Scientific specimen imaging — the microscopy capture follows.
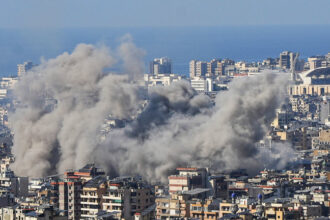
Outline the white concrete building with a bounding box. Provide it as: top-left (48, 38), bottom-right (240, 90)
top-left (190, 77), bottom-right (213, 93)
top-left (0, 77), bottom-right (17, 89)
top-left (144, 73), bottom-right (184, 88)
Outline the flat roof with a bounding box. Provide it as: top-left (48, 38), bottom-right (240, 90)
top-left (183, 188), bottom-right (210, 195)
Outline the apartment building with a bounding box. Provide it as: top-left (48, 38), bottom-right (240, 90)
top-left (0, 171), bottom-right (28, 197)
top-left (219, 200), bottom-right (253, 218)
top-left (156, 193), bottom-right (190, 219)
top-left (279, 51), bottom-right (298, 70)
top-left (190, 199), bottom-right (220, 219)
top-left (64, 163), bottom-right (105, 183)
top-left (102, 177), bottom-right (154, 220)
top-left (144, 73), bottom-right (184, 88)
top-left (190, 59), bottom-right (224, 78)
top-left (190, 60), bottom-right (207, 78)
top-left (149, 57), bottom-right (172, 75)
top-left (58, 181), bottom-right (82, 220)
top-left (80, 176), bottom-right (107, 218)
top-left (168, 167), bottom-right (208, 195)
top-left (57, 164), bottom-right (106, 219)
top-left (190, 77), bottom-right (213, 93)
top-left (207, 59), bottom-right (223, 77)
top-left (264, 202), bottom-right (300, 220)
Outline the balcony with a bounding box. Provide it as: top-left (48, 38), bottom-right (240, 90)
top-left (158, 209), bottom-right (170, 215)
top-left (81, 194), bottom-right (97, 199)
top-left (81, 207), bottom-right (99, 212)
top-left (157, 203), bottom-right (170, 208)
top-left (103, 195), bottom-right (122, 200)
top-left (81, 214), bottom-right (97, 218)
top-left (103, 205), bottom-right (123, 212)
top-left (81, 201), bottom-right (98, 205)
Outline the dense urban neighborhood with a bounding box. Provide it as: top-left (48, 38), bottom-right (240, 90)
top-left (0, 51), bottom-right (330, 220)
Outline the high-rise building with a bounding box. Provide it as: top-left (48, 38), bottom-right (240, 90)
top-left (80, 176), bottom-right (107, 218)
top-left (190, 60), bottom-right (208, 78)
top-left (57, 164), bottom-right (105, 220)
top-left (149, 57), bottom-right (172, 75)
top-left (190, 60), bottom-right (197, 78)
top-left (196, 61), bottom-right (207, 77)
top-left (58, 181), bottom-right (82, 220)
top-left (279, 51), bottom-right (298, 70)
top-left (17, 61), bottom-right (34, 77)
top-left (279, 51), bottom-right (291, 69)
top-left (207, 59), bottom-right (222, 76)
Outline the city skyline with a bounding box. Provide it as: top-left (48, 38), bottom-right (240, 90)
top-left (0, 1), bottom-right (330, 219)
top-left (1, 25), bottom-right (330, 76)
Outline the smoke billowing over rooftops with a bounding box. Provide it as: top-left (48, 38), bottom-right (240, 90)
top-left (9, 37), bottom-right (293, 182)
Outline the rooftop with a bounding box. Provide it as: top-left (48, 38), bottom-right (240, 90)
top-left (182, 188), bottom-right (210, 195)
top-left (84, 176), bottom-right (107, 188)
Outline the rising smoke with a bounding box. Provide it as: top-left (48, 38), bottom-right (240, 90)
top-left (10, 38), bottom-right (293, 181)
top-left (95, 72), bottom-right (293, 181)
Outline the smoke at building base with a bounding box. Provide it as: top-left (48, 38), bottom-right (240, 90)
top-left (9, 39), bottom-right (294, 182)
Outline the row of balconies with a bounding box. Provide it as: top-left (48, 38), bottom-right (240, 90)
top-left (103, 204), bottom-right (124, 211)
top-left (81, 214), bottom-right (97, 218)
top-left (81, 207), bottom-right (100, 211)
top-left (103, 195), bottom-right (122, 200)
top-left (81, 201), bottom-right (98, 205)
top-left (103, 199), bottom-right (123, 204)
top-left (81, 194), bottom-right (97, 198)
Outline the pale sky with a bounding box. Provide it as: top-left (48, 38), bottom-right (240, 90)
top-left (0, 0), bottom-right (330, 28)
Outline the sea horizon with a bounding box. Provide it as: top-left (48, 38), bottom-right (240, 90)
top-left (1, 24), bottom-right (330, 77)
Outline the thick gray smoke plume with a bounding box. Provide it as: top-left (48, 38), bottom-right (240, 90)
top-left (95, 73), bottom-right (292, 181)
top-left (126, 81), bottom-right (212, 139)
top-left (10, 39), bottom-right (292, 181)
top-left (10, 38), bottom-right (144, 177)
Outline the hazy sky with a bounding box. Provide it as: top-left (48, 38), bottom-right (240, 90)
top-left (1, 0), bottom-right (330, 28)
